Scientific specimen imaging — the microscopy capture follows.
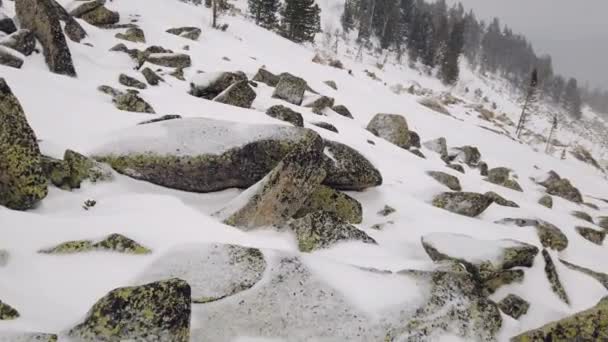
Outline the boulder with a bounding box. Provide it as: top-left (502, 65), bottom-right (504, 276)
top-left (0, 300), bottom-right (19, 320)
top-left (147, 53), bottom-right (191, 68)
top-left (15, 0), bottom-right (76, 76)
top-left (119, 73), bottom-right (147, 89)
top-left (432, 192), bottom-right (493, 217)
top-left (115, 27), bottom-right (146, 43)
top-left (449, 145), bottom-right (481, 167)
top-left (288, 211), bottom-right (376, 252)
top-left (0, 332), bottom-right (58, 341)
top-left (294, 185), bottom-right (362, 224)
top-left (311, 121), bottom-right (338, 133)
top-left (409, 131), bottom-right (421, 148)
top-left (213, 80), bottom-right (256, 108)
top-left (304, 95), bottom-right (334, 115)
top-left (331, 104), bottom-right (353, 118)
top-left (538, 195), bottom-right (553, 208)
top-left (0, 47), bottom-right (23, 68)
top-left (189, 71), bottom-right (247, 99)
top-left (366, 113), bottom-right (410, 149)
top-left (478, 161), bottom-right (489, 176)
top-left (220, 130), bottom-right (326, 229)
top-left (496, 218), bottom-right (568, 251)
top-left (538, 171), bottom-right (583, 203)
top-left (423, 137), bottom-right (448, 161)
top-left (272, 72), bottom-right (307, 105)
top-left (427, 171), bottom-right (461, 191)
top-left (497, 294), bottom-right (529, 319)
top-left (265, 105), bottom-right (303, 127)
top-left (575, 226), bottom-right (605, 245)
top-left (41, 149), bottom-right (112, 189)
top-left (0, 79), bottom-right (48, 210)
top-left (39, 233), bottom-right (151, 254)
top-left (166, 26), bottom-right (201, 40)
top-left (252, 68), bottom-right (279, 87)
top-left (69, 279), bottom-right (191, 342)
top-left (64, 16), bottom-right (87, 42)
top-left (512, 296), bottom-right (608, 341)
top-left (142, 67), bottom-right (164, 85)
top-left (321, 140), bottom-right (383, 191)
top-left (136, 243), bottom-right (266, 303)
top-left (71, 0), bottom-right (119, 26)
top-left (572, 210), bottom-right (594, 223)
top-left (485, 191), bottom-right (519, 208)
top-left (560, 259), bottom-right (608, 290)
top-left (542, 249), bottom-right (569, 305)
top-left (0, 14), bottom-right (16, 34)
top-left (0, 29), bottom-right (36, 56)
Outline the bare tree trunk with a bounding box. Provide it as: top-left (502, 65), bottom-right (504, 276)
top-left (212, 0), bottom-right (218, 28)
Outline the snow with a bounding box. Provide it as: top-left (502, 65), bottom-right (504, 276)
top-left (422, 233), bottom-right (526, 265)
top-left (0, 0), bottom-right (608, 340)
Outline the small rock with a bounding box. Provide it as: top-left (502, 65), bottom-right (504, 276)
top-left (72, 1), bottom-right (119, 26)
top-left (41, 149), bottom-right (112, 190)
top-left (497, 294), bottom-right (530, 319)
top-left (572, 210), bottom-right (594, 223)
top-left (538, 195), bottom-right (553, 208)
top-left (113, 92), bottom-right (155, 113)
top-left (304, 95), bottom-right (334, 115)
top-left (115, 27), bottom-right (145, 43)
top-left (189, 71), bottom-right (247, 99)
top-left (538, 171), bottom-right (583, 203)
top-left (39, 233), bottom-right (151, 254)
top-left (0, 15), bottom-right (17, 34)
top-left (119, 73), bottom-right (147, 89)
top-left (166, 26), bottom-right (201, 40)
top-left (377, 205), bottom-right (396, 217)
top-left (418, 97), bottom-right (450, 115)
top-left (496, 218), bottom-right (568, 251)
top-left (598, 216), bottom-right (608, 230)
top-left (542, 249), bottom-right (569, 304)
top-left (576, 226), bottom-right (605, 245)
top-left (142, 67), bottom-right (164, 85)
top-left (213, 80), bottom-right (256, 108)
top-left (0, 300), bottom-right (19, 320)
top-left (252, 68), bottom-right (279, 87)
top-left (423, 137), bottom-right (448, 161)
top-left (409, 131), bottom-right (421, 148)
top-left (265, 105), bottom-right (303, 127)
top-left (427, 171), bottom-right (461, 191)
top-left (449, 145), bottom-right (481, 167)
top-left (366, 113), bottom-right (410, 149)
top-left (170, 67), bottom-right (185, 81)
top-left (138, 114), bottom-right (182, 125)
top-left (331, 104), bottom-right (353, 118)
top-left (484, 191), bottom-right (519, 208)
top-left (447, 164), bottom-right (465, 173)
top-left (478, 161), bottom-right (489, 176)
top-left (324, 80), bottom-right (337, 90)
top-left (147, 53), bottom-right (191, 68)
top-left (409, 149), bottom-right (426, 159)
top-left (311, 121), bottom-right (338, 133)
top-left (432, 192), bottom-right (493, 217)
top-left (272, 72), bottom-right (307, 105)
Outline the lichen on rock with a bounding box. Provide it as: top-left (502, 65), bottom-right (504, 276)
top-left (39, 233), bottom-right (151, 254)
top-left (427, 171), bottom-right (462, 191)
top-left (294, 185), bottom-right (362, 224)
top-left (366, 113), bottom-right (410, 149)
top-left (432, 192), bottom-right (493, 217)
top-left (322, 140), bottom-right (383, 191)
top-left (272, 72), bottom-right (307, 105)
top-left (0, 300), bottom-right (19, 320)
top-left (265, 105), bottom-right (304, 127)
top-left (498, 294), bottom-right (529, 319)
top-left (542, 249), bottom-right (569, 305)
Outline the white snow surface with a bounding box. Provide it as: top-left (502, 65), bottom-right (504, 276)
top-left (422, 232), bottom-right (525, 265)
top-left (0, 0), bottom-right (608, 340)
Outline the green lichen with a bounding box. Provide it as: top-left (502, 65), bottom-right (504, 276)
top-left (0, 300), bottom-right (19, 320)
top-left (39, 234), bottom-right (151, 255)
top-left (294, 185), bottom-right (362, 224)
top-left (538, 195), bottom-right (553, 208)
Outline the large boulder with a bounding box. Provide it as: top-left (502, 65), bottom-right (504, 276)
top-left (496, 218), bottom-right (568, 251)
top-left (265, 105), bottom-right (304, 127)
top-left (70, 0), bottom-right (119, 26)
top-left (512, 296), bottom-right (608, 341)
top-left (93, 118), bottom-right (328, 193)
top-left (0, 79), bottom-right (48, 210)
top-left (294, 185), bottom-right (362, 224)
top-left (137, 243), bottom-right (266, 303)
top-left (432, 192), bottom-right (493, 217)
top-left (69, 278), bottom-right (191, 342)
top-left (537, 171), bottom-right (583, 203)
top-left (0, 30), bottom-right (36, 56)
top-left (213, 80), bottom-right (256, 108)
top-left (288, 211), bottom-right (375, 252)
top-left (220, 130), bottom-right (326, 229)
top-left (0, 47), bottom-right (23, 68)
top-left (366, 113), bottom-right (410, 149)
top-left (16, 0), bottom-right (76, 76)
top-left (272, 72), bottom-right (307, 105)
top-left (321, 140), bottom-right (383, 191)
top-left (189, 71), bottom-right (247, 100)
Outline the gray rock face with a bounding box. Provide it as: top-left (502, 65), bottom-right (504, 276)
top-left (213, 80), bottom-right (256, 108)
top-left (294, 185), bottom-right (362, 224)
top-left (288, 211), bottom-right (375, 252)
top-left (0, 47), bottom-right (23, 68)
top-left (252, 68), bottom-right (279, 87)
top-left (147, 53), bottom-right (191, 68)
top-left (137, 243), bottom-right (266, 303)
top-left (265, 105), bottom-right (304, 127)
top-left (366, 113), bottom-right (410, 149)
top-left (166, 26), bottom-right (201, 40)
top-left (486, 167), bottom-right (523, 192)
top-left (497, 294), bottom-right (529, 319)
top-left (0, 30), bottom-right (36, 56)
top-left (542, 249), bottom-right (570, 305)
top-left (272, 72), bottom-right (307, 105)
top-left (119, 73), bottom-right (147, 89)
top-left (16, 0), bottom-right (76, 76)
top-left (0, 78), bottom-right (48, 210)
top-left (69, 278), bottom-right (191, 342)
top-left (222, 130), bottom-right (326, 229)
top-left (71, 0), bottom-right (119, 26)
top-left (189, 71), bottom-right (247, 99)
top-left (432, 192), bottom-right (493, 217)
top-left (322, 140), bottom-right (383, 191)
top-left (331, 104), bottom-right (353, 118)
top-left (427, 171), bottom-right (461, 191)
top-left (496, 218), bottom-right (568, 252)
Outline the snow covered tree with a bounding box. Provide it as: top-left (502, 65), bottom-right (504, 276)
top-left (440, 19), bottom-right (464, 85)
top-left (515, 68), bottom-right (539, 138)
top-left (248, 0), bottom-right (280, 29)
top-left (341, 0), bottom-right (356, 32)
top-left (279, 0), bottom-right (321, 43)
top-left (563, 78), bottom-right (583, 119)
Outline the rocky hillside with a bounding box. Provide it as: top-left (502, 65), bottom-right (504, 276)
top-left (1, 0), bottom-right (608, 341)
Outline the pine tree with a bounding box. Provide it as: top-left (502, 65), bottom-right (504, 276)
top-left (280, 0), bottom-right (321, 43)
top-left (440, 19), bottom-right (464, 85)
top-left (341, 0), bottom-right (356, 32)
top-left (515, 68), bottom-right (539, 138)
top-left (563, 78), bottom-right (582, 119)
top-left (249, 0), bottom-right (280, 29)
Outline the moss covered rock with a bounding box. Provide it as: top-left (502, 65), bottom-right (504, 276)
top-left (0, 79), bottom-right (48, 210)
top-left (538, 195), bottom-right (553, 208)
top-left (512, 297), bottom-right (608, 341)
top-left (542, 249), bottom-right (569, 305)
top-left (147, 53), bottom-right (191, 68)
top-left (166, 26), bottom-right (201, 40)
top-left (213, 80), bottom-right (256, 108)
top-left (189, 71), bottom-right (247, 99)
top-left (265, 105), bottom-right (304, 127)
top-left (321, 140), bottom-right (383, 191)
top-left (73, 1), bottom-right (119, 26)
top-left (427, 171), bottom-right (462, 191)
top-left (69, 278), bottom-right (191, 342)
top-left (0, 331), bottom-right (58, 341)
top-left (16, 0), bottom-right (76, 76)
top-left (119, 73), bottom-right (147, 89)
top-left (366, 113), bottom-right (410, 149)
top-left (575, 226), bottom-right (605, 245)
top-left (288, 211), bottom-right (376, 252)
top-left (498, 294), bottom-right (529, 319)
top-left (39, 233), bottom-right (151, 254)
top-left (294, 185), bottom-right (362, 224)
top-left (221, 131), bottom-right (326, 229)
top-left (0, 300), bottom-right (19, 320)
top-left (42, 149), bottom-right (112, 190)
top-left (432, 192), bottom-right (493, 217)
top-left (141, 67), bottom-right (164, 86)
top-left (485, 191), bottom-right (519, 208)
top-left (272, 72), bottom-right (307, 105)
top-left (115, 27), bottom-right (145, 43)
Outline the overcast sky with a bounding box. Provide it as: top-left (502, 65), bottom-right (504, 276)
top-left (445, 0), bottom-right (608, 90)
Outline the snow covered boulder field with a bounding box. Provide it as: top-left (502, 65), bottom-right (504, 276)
top-left (2, 0), bottom-right (608, 341)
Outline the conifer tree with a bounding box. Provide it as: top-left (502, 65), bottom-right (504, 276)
top-left (341, 0), bottom-right (356, 32)
top-left (249, 0), bottom-right (280, 29)
top-left (563, 78), bottom-right (583, 119)
top-left (515, 68), bottom-right (539, 138)
top-left (280, 0), bottom-right (321, 43)
top-left (440, 19), bottom-right (464, 85)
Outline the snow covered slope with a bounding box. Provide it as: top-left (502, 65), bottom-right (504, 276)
top-left (2, 0), bottom-right (608, 341)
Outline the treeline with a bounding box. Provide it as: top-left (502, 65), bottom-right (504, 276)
top-left (247, 0), bottom-right (321, 43)
top-left (340, 0), bottom-right (585, 118)
top-left (582, 87), bottom-right (608, 116)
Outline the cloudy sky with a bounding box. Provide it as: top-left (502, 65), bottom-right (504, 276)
top-left (446, 0), bottom-right (608, 90)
